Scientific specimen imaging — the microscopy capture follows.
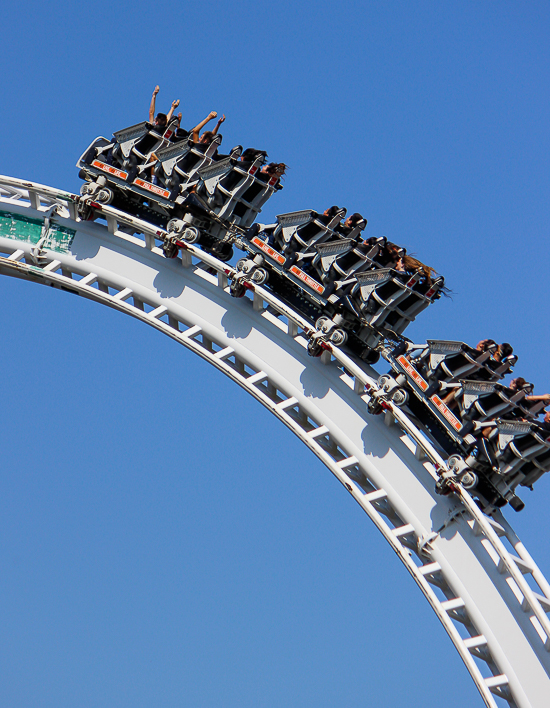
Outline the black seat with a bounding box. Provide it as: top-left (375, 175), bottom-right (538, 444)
top-left (269, 209), bottom-right (346, 257)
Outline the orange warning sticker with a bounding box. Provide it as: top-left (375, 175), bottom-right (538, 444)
top-left (289, 266), bottom-right (324, 295)
top-left (251, 237), bottom-right (286, 265)
top-left (134, 179), bottom-right (170, 199)
top-left (397, 355), bottom-right (428, 391)
top-left (91, 160), bottom-right (128, 180)
top-left (431, 395), bottom-right (462, 431)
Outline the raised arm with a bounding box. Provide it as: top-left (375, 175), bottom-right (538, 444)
top-left (526, 394), bottom-right (550, 405)
top-left (191, 111), bottom-right (218, 142)
top-left (212, 114), bottom-right (226, 136)
top-left (149, 85), bottom-right (160, 123)
top-left (166, 98), bottom-right (180, 124)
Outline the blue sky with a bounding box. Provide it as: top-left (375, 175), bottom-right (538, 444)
top-left (1, 1), bottom-right (549, 706)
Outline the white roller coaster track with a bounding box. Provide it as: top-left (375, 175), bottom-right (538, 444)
top-left (1, 175), bottom-right (550, 708)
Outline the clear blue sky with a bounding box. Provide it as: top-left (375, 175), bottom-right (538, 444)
top-left (1, 2), bottom-right (549, 706)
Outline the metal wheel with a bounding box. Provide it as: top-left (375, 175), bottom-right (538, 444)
top-left (447, 455), bottom-right (463, 473)
top-left (391, 388), bottom-right (409, 406)
top-left (251, 268), bottom-right (268, 285)
top-left (96, 188), bottom-right (114, 204)
top-left (315, 316), bottom-right (330, 331)
top-left (182, 226), bottom-right (200, 244)
top-left (167, 218), bottom-right (184, 234)
top-left (461, 471), bottom-right (478, 490)
top-left (330, 328), bottom-right (347, 346)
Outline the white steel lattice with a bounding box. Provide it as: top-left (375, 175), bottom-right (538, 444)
top-left (1, 175), bottom-right (550, 708)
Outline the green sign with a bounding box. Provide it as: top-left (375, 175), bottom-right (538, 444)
top-left (0, 209), bottom-right (76, 254)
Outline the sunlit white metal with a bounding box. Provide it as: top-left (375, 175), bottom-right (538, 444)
top-left (2, 175), bottom-right (550, 708)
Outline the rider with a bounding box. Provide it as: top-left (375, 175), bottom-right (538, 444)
top-left (190, 111), bottom-right (226, 146)
top-left (149, 85), bottom-right (180, 134)
top-left (336, 212), bottom-right (367, 238)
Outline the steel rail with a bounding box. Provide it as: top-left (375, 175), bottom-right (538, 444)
top-left (1, 175), bottom-right (550, 707)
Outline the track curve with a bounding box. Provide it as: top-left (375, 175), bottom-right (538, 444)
top-left (1, 175), bottom-right (550, 708)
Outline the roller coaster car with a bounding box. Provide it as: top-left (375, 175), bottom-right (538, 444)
top-left (78, 126), bottom-right (220, 218)
top-left (382, 345), bottom-right (549, 510)
top-left (384, 343), bottom-right (520, 440)
top-left (77, 126), bottom-right (282, 249)
top-left (240, 226), bottom-right (444, 360)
